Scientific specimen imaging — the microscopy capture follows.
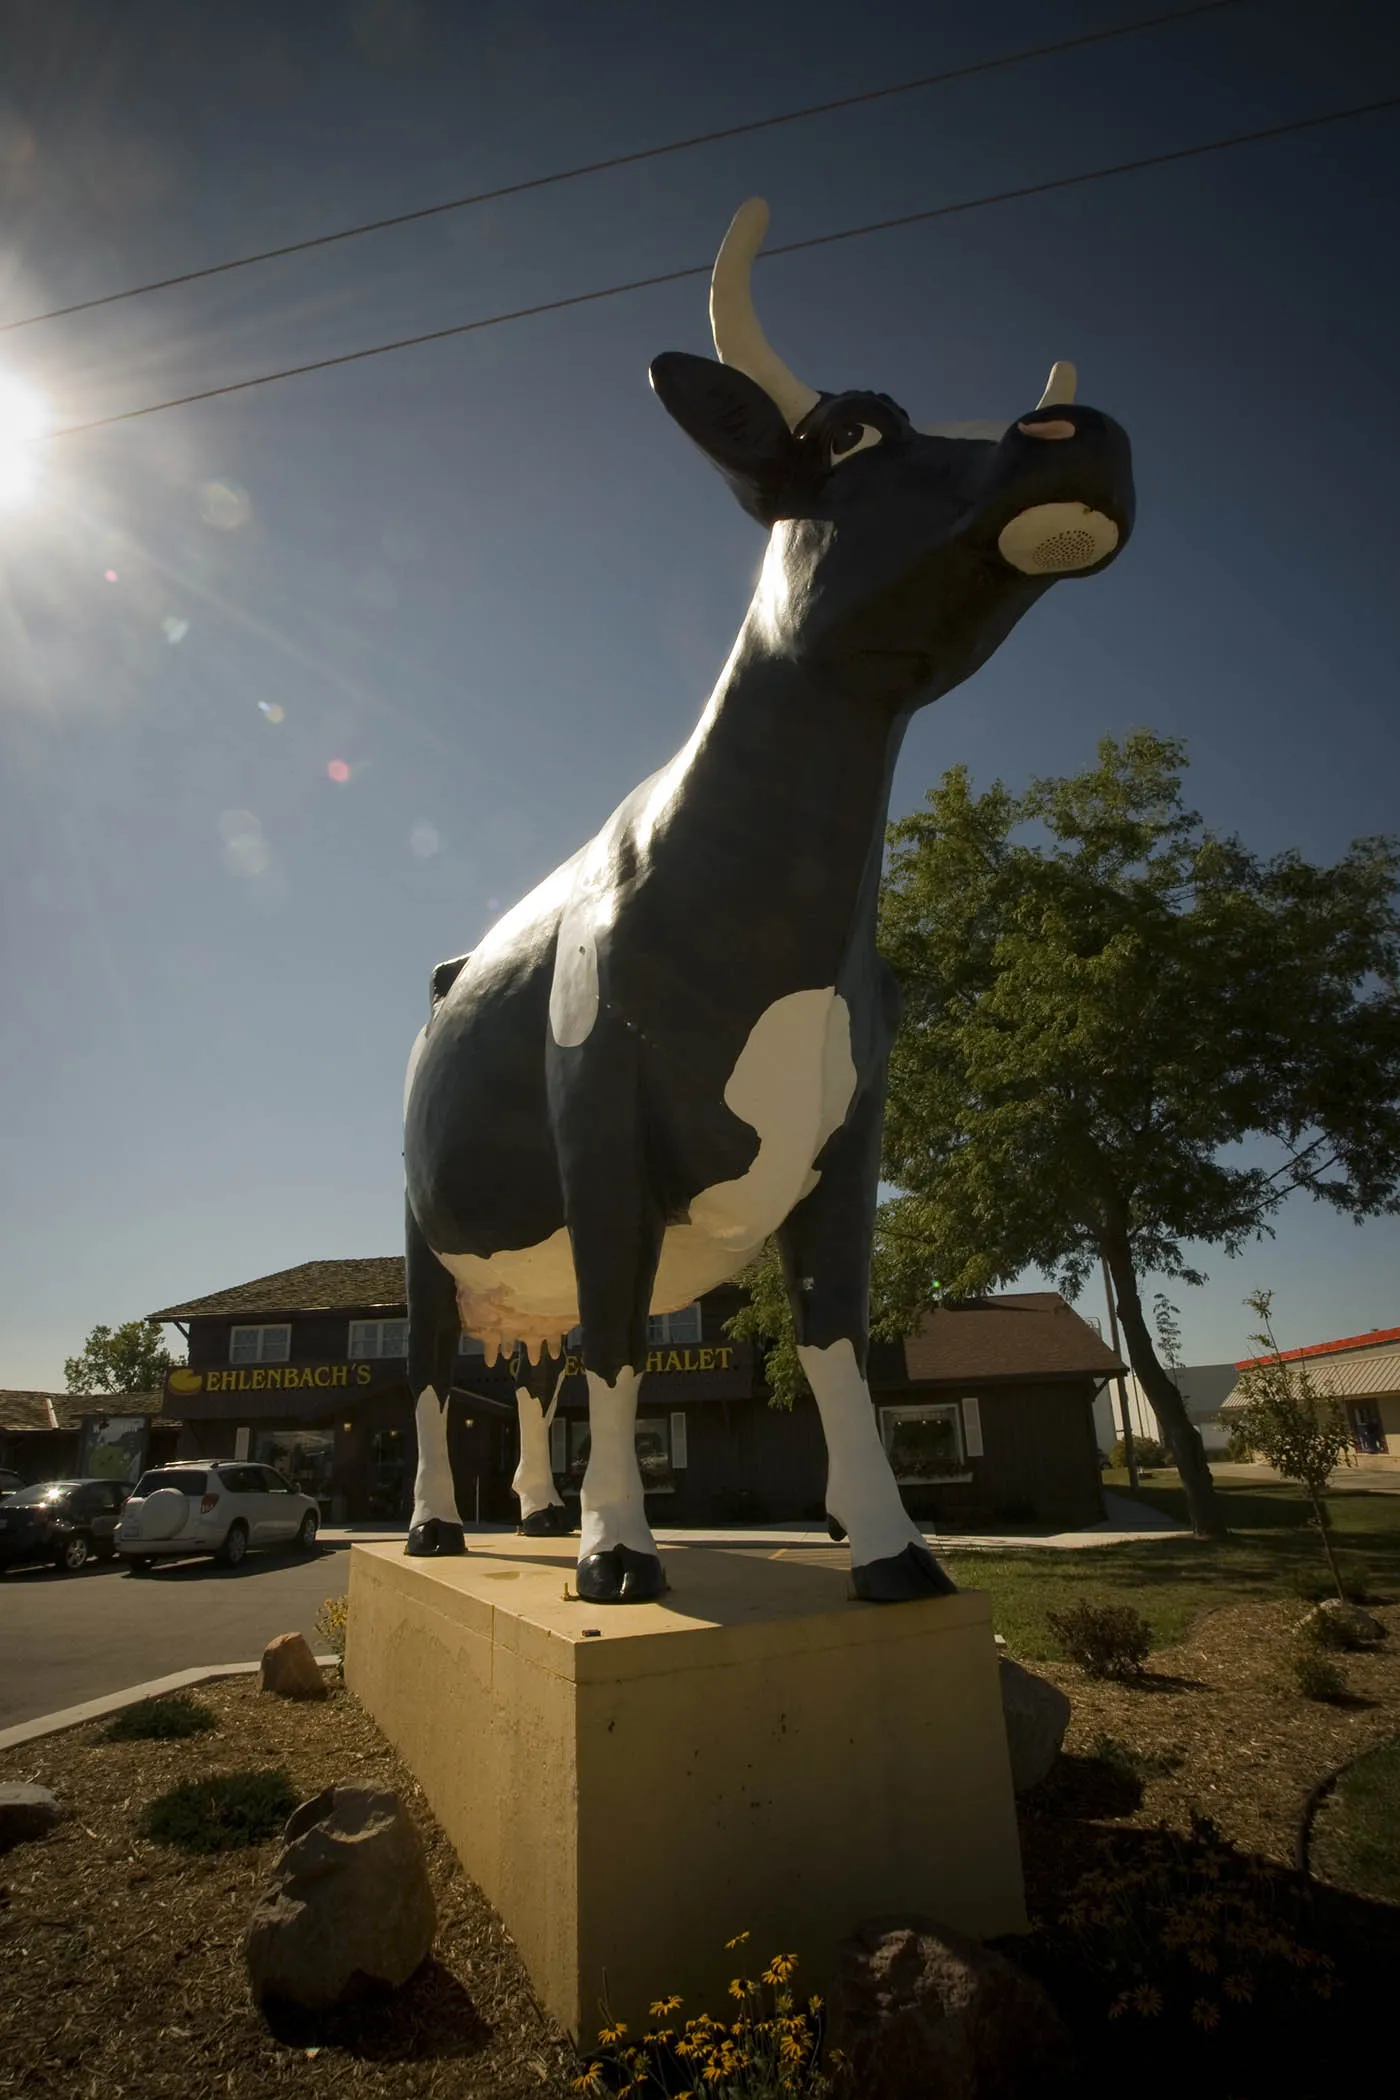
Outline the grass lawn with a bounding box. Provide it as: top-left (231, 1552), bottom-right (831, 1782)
top-left (943, 1476), bottom-right (1400, 1660)
top-left (1309, 1734), bottom-right (1400, 1903)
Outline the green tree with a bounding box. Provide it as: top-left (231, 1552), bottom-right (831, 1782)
top-left (64, 1320), bottom-right (182, 1396)
top-left (876, 731), bottom-right (1400, 1540)
top-left (1227, 1290), bottom-right (1353, 1597)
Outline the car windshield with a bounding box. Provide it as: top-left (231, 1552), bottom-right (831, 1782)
top-left (131, 1469), bottom-right (207, 1497)
top-left (6, 1484), bottom-right (74, 1506)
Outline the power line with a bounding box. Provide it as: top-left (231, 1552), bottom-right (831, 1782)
top-left (48, 91), bottom-right (1399, 443)
top-left (5, 1), bottom-right (1241, 334)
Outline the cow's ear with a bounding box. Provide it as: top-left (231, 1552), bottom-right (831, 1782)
top-left (649, 352), bottom-right (811, 525)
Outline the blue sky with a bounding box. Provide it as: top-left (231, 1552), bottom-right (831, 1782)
top-left (1, 0), bottom-right (1397, 1387)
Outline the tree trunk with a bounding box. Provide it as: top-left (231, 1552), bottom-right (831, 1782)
top-left (1100, 1230), bottom-right (1228, 1540)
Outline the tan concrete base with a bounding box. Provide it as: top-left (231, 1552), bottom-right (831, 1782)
top-left (346, 1537), bottom-right (1026, 2043)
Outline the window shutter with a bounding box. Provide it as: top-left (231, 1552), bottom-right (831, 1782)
top-left (549, 1417), bottom-right (567, 1474)
top-left (234, 1426), bottom-right (251, 1461)
top-left (670, 1412), bottom-right (688, 1469)
top-left (961, 1397), bottom-right (984, 1458)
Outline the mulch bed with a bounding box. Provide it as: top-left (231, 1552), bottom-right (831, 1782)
top-left (2, 1601), bottom-right (1398, 2099)
top-left (0, 1670), bottom-right (580, 2100)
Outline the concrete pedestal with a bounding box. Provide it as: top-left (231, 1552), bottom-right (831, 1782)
top-left (346, 1538), bottom-right (1025, 2043)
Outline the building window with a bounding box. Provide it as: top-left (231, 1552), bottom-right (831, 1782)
top-left (556, 1416), bottom-right (679, 1494)
top-left (647, 1303), bottom-right (702, 1346)
top-left (251, 1428), bottom-right (333, 1504)
top-left (349, 1319), bottom-right (408, 1359)
top-left (457, 1333), bottom-right (486, 1357)
top-left (879, 1403), bottom-right (967, 1483)
top-left (1348, 1402), bottom-right (1387, 1456)
top-left (229, 1324), bottom-right (291, 1365)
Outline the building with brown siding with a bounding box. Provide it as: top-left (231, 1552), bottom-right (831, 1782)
top-left (147, 1264), bottom-right (1119, 1530)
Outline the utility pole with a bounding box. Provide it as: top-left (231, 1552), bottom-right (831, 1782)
top-left (1100, 1252), bottom-right (1139, 1492)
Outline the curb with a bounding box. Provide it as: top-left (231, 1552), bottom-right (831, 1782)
top-left (0, 1656), bottom-right (340, 1753)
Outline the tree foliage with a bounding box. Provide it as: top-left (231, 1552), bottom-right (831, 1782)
top-left (875, 731), bottom-right (1400, 1539)
top-left (64, 1320), bottom-right (182, 1396)
top-left (1227, 1290), bottom-right (1353, 1598)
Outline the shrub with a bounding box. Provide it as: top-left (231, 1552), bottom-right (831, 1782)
top-left (1291, 1558), bottom-right (1372, 1605)
top-left (315, 1593), bottom-right (348, 1662)
top-left (578, 1934), bottom-right (832, 2100)
top-left (1110, 1436), bottom-right (1169, 1470)
top-left (1025, 1815), bottom-right (1339, 2074)
top-left (1047, 1603), bottom-right (1152, 1680)
top-left (104, 1693), bottom-right (217, 1742)
top-left (139, 1769), bottom-right (299, 1854)
top-left (1288, 1646), bottom-right (1347, 1703)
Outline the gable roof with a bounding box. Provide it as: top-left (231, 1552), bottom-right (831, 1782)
top-left (0, 1391), bottom-right (170, 1434)
top-left (1235, 1323), bottom-right (1400, 1370)
top-left (149, 1258), bottom-right (407, 1322)
top-left (902, 1292), bottom-right (1124, 1385)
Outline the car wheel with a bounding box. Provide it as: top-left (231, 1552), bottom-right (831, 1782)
top-left (296, 1510), bottom-right (319, 1552)
top-left (58, 1533), bottom-right (91, 1573)
top-left (216, 1520), bottom-right (249, 1569)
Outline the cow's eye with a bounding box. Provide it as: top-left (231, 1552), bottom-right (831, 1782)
top-left (829, 422), bottom-right (882, 463)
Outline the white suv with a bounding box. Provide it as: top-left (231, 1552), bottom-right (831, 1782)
top-left (116, 1462), bottom-right (320, 1570)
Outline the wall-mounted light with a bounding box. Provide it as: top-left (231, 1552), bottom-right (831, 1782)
top-left (342, 1422), bottom-right (353, 1433)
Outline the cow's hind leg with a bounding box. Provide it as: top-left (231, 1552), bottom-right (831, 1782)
top-left (777, 1068), bottom-right (955, 1603)
top-left (512, 1349), bottom-right (573, 1537)
top-left (405, 1199), bottom-right (468, 1557)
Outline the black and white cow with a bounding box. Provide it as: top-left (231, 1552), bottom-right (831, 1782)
top-left (402, 198), bottom-right (1134, 1605)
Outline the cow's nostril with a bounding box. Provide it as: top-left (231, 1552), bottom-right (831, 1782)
top-left (1018, 418), bottom-right (1076, 441)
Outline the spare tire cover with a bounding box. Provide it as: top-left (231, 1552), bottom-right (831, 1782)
top-left (138, 1488), bottom-right (192, 1540)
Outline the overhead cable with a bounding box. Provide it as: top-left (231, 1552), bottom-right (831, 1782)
top-left (5, 1), bottom-right (1242, 333)
top-left (48, 91), bottom-right (1399, 442)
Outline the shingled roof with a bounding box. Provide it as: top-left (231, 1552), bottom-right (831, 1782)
top-left (0, 1391), bottom-right (170, 1433)
top-left (148, 1258), bottom-right (407, 1322)
top-left (903, 1292), bottom-right (1124, 1384)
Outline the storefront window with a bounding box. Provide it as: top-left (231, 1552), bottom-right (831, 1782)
top-left (879, 1404), bottom-right (964, 1483)
top-left (368, 1428), bottom-right (412, 1518)
top-left (647, 1304), bottom-right (701, 1346)
top-left (251, 1429), bottom-right (334, 1505)
top-left (1348, 1403), bottom-right (1387, 1456)
top-left (560, 1417), bottom-right (676, 1493)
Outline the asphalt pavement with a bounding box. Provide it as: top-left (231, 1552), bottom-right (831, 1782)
top-left (0, 1542), bottom-right (350, 1730)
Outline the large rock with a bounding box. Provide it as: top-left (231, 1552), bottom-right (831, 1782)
top-left (999, 1656), bottom-right (1070, 1793)
top-left (1300, 1599), bottom-right (1386, 1648)
top-left (0, 1782), bottom-right (61, 1852)
top-left (243, 1785), bottom-right (435, 2009)
top-left (829, 1918), bottom-right (1073, 2100)
top-left (260, 1631), bottom-right (329, 1700)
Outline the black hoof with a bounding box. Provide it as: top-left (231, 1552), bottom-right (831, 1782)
top-left (826, 1514), bottom-right (848, 1543)
top-left (519, 1505), bottom-right (575, 1537)
top-left (405, 1520), bottom-right (468, 1558)
top-left (576, 1545), bottom-right (667, 1604)
top-left (851, 1542), bottom-right (958, 1603)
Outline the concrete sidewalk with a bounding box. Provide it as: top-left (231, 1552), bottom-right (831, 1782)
top-left (320, 1492), bottom-right (1186, 1554)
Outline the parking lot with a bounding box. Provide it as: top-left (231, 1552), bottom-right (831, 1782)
top-left (0, 1542), bottom-right (350, 1729)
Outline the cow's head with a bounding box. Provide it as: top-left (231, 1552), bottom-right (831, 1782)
top-left (651, 199), bottom-right (1135, 706)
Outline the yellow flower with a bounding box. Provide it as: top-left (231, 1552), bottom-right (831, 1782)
top-left (725, 1931), bottom-right (751, 1950)
top-left (650, 1996), bottom-right (683, 2016)
top-left (597, 2022), bottom-right (628, 2046)
top-left (1222, 1975), bottom-right (1254, 2004)
top-left (1191, 1998), bottom-right (1221, 2032)
top-left (1187, 1948), bottom-right (1219, 1974)
top-left (763, 1954), bottom-right (798, 1985)
top-left (1131, 1985), bottom-right (1164, 2017)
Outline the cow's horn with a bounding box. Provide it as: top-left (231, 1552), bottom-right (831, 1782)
top-left (1036, 360), bottom-right (1077, 409)
top-left (710, 198), bottom-right (821, 431)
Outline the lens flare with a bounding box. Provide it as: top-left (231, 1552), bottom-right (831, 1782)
top-left (0, 375), bottom-right (48, 508)
top-left (327, 758), bottom-right (350, 783)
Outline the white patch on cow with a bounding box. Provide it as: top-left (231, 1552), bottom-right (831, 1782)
top-left (578, 1366), bottom-right (655, 1559)
top-left (797, 1338), bottom-right (930, 1567)
top-left (411, 1385), bottom-right (463, 1529)
top-left (548, 835), bottom-right (619, 1050)
top-left (513, 1386), bottom-right (565, 1518)
top-left (435, 990), bottom-right (857, 1353)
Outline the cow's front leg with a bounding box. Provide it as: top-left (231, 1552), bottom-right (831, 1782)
top-left (405, 1199), bottom-right (468, 1556)
top-left (513, 1352), bottom-right (573, 1537)
top-left (550, 1034), bottom-right (665, 1604)
top-left (777, 1059), bottom-right (955, 1603)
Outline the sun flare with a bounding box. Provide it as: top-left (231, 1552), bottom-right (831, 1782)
top-left (0, 373), bottom-right (50, 508)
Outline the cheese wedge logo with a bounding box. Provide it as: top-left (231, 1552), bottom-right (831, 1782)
top-left (168, 1367), bottom-right (205, 1396)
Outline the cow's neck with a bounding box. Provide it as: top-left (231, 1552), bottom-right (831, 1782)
top-left (667, 615), bottom-right (914, 972)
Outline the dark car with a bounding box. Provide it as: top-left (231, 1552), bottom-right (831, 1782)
top-left (0, 1468), bottom-right (23, 1499)
top-left (0, 1478), bottom-right (129, 1573)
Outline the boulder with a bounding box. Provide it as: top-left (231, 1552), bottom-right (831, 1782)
top-left (260, 1631), bottom-right (329, 1700)
top-left (243, 1785), bottom-right (435, 2009)
top-left (999, 1656), bottom-right (1070, 1793)
top-left (1300, 1599), bottom-right (1385, 1648)
top-left (829, 1918), bottom-right (1073, 2100)
top-left (0, 1782), bottom-right (61, 1852)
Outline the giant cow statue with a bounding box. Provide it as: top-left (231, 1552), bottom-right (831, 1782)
top-left (402, 198), bottom-right (1134, 1604)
